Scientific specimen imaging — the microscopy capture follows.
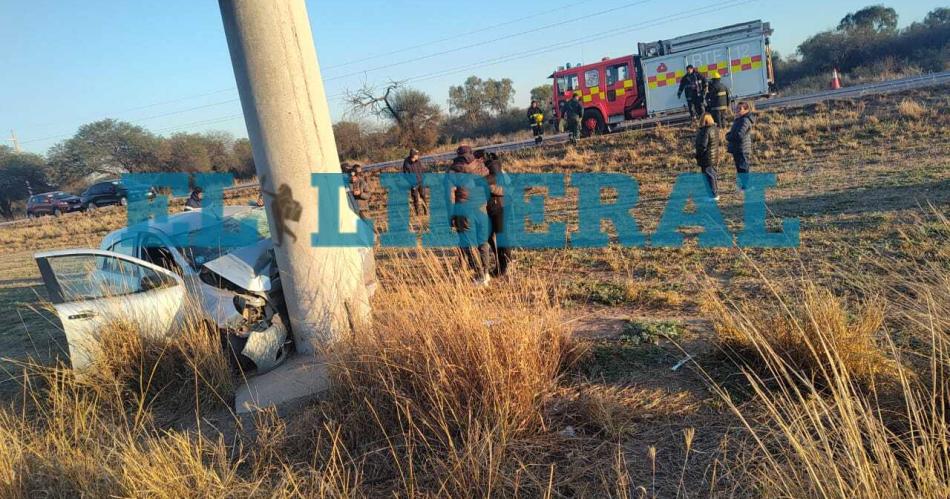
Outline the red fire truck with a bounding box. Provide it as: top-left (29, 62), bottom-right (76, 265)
top-left (550, 20), bottom-right (775, 135)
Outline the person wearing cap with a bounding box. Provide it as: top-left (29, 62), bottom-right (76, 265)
top-left (527, 100), bottom-right (545, 145)
top-left (677, 65), bottom-right (708, 121)
top-left (564, 94), bottom-right (584, 144)
top-left (184, 186), bottom-right (202, 211)
top-left (402, 148), bottom-right (428, 215)
top-left (449, 145), bottom-right (492, 286)
top-left (706, 72), bottom-right (731, 128)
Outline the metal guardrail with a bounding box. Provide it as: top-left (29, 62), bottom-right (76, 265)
top-left (2, 71), bottom-right (947, 229)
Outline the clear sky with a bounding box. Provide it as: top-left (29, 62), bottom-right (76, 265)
top-left (0, 0), bottom-right (941, 154)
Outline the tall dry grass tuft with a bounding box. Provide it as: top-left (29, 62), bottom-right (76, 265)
top-left (709, 283), bottom-right (897, 388)
top-left (315, 249), bottom-right (582, 494)
top-left (706, 258), bottom-right (950, 497)
top-left (0, 311), bottom-right (239, 497)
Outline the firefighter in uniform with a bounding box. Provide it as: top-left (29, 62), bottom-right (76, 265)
top-left (706, 73), bottom-right (731, 128)
top-left (677, 65), bottom-right (707, 120)
top-left (564, 94), bottom-right (584, 145)
top-left (527, 100), bottom-right (545, 145)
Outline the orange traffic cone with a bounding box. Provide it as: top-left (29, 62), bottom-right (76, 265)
top-left (830, 68), bottom-right (842, 90)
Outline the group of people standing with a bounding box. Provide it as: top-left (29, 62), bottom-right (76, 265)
top-left (678, 66), bottom-right (756, 199)
top-left (526, 95), bottom-right (584, 147)
top-left (677, 65), bottom-right (732, 127)
top-left (398, 146), bottom-right (511, 286)
top-left (694, 100), bottom-right (755, 200)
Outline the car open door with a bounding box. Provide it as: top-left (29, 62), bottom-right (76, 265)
top-left (34, 249), bottom-right (187, 371)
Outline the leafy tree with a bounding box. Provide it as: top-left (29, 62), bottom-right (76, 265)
top-left (924, 7), bottom-right (950, 27)
top-left (530, 84), bottom-right (554, 107)
top-left (160, 133), bottom-right (214, 173)
top-left (230, 138), bottom-right (256, 179)
top-left (46, 119), bottom-right (160, 185)
top-left (0, 146), bottom-right (53, 218)
top-left (483, 78), bottom-right (515, 114)
top-left (448, 76), bottom-right (489, 126)
top-left (448, 76), bottom-right (516, 125)
top-left (838, 5), bottom-right (898, 33)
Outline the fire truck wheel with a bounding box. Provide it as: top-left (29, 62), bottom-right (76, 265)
top-left (582, 110), bottom-right (606, 138)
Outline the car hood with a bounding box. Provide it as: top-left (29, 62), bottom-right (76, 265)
top-left (201, 238), bottom-right (275, 293)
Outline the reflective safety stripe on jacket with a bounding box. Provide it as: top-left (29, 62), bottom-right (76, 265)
top-left (711, 91), bottom-right (728, 110)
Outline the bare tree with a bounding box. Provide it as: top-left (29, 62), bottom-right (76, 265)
top-left (346, 81), bottom-right (442, 149)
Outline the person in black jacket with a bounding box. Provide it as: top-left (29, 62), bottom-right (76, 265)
top-left (727, 101), bottom-right (755, 190)
top-left (402, 148), bottom-right (428, 215)
top-left (677, 65), bottom-right (707, 120)
top-left (527, 100), bottom-right (545, 145)
top-left (706, 73), bottom-right (731, 128)
top-left (694, 113), bottom-right (720, 200)
top-left (564, 94), bottom-right (584, 144)
top-left (184, 186), bottom-right (202, 211)
top-left (484, 152), bottom-right (512, 277)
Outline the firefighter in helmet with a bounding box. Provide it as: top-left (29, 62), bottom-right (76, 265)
top-left (527, 100), bottom-right (545, 145)
top-left (564, 93), bottom-right (584, 145)
top-left (677, 65), bottom-right (708, 121)
top-left (706, 72), bottom-right (731, 128)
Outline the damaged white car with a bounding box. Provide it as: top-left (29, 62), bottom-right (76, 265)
top-left (35, 206), bottom-right (376, 375)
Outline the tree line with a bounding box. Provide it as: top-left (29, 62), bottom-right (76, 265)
top-left (2, 5), bottom-right (946, 218)
top-left (775, 6), bottom-right (949, 87)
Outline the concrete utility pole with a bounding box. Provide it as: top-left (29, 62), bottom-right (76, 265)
top-left (218, 0), bottom-right (371, 354)
top-left (7, 130), bottom-right (20, 153)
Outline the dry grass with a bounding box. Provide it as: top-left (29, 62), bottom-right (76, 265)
top-left (898, 98), bottom-right (927, 120)
top-left (0, 251), bottom-right (641, 497)
top-left (709, 283), bottom-right (897, 388)
top-left (705, 221), bottom-right (950, 497)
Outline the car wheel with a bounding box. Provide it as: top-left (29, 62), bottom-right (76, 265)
top-left (86, 202), bottom-right (97, 213)
top-left (53, 208), bottom-right (62, 217)
top-left (27, 211), bottom-right (35, 220)
top-left (119, 197), bottom-right (128, 207)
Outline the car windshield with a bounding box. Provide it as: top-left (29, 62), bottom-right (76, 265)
top-left (173, 210), bottom-right (271, 269)
top-left (52, 192), bottom-right (72, 199)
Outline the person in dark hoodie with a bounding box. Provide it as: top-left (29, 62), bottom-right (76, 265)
top-left (694, 113), bottom-right (721, 201)
top-left (184, 186), bottom-right (202, 211)
top-left (726, 101), bottom-right (755, 190)
top-left (402, 148), bottom-right (428, 215)
top-left (484, 152), bottom-right (512, 277)
top-left (449, 145), bottom-right (492, 286)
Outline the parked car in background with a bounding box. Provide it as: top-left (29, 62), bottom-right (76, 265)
top-left (80, 179), bottom-right (155, 211)
top-left (26, 191), bottom-right (84, 218)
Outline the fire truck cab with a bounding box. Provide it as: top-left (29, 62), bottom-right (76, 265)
top-left (550, 56), bottom-right (648, 136)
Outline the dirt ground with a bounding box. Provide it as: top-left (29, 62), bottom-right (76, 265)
top-left (0, 86), bottom-right (947, 494)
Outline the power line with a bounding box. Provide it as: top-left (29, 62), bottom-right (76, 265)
top-left (23, 0), bottom-right (755, 146)
top-left (17, 1), bottom-right (594, 142)
top-left (322, 0), bottom-right (598, 70)
top-left (323, 0), bottom-right (658, 82)
top-left (328, 0), bottom-right (756, 99)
